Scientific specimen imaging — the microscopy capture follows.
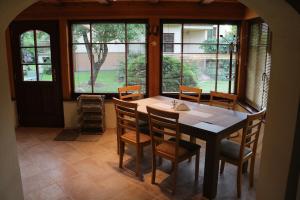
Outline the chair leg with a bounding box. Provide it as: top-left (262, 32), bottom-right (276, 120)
top-left (172, 162), bottom-right (178, 195)
top-left (237, 165), bottom-right (243, 198)
top-left (195, 151), bottom-right (200, 182)
top-left (220, 160), bottom-right (225, 174)
top-left (136, 145), bottom-right (141, 178)
top-left (249, 157), bottom-right (256, 187)
top-left (119, 141), bottom-right (125, 169)
top-left (151, 154), bottom-right (156, 184)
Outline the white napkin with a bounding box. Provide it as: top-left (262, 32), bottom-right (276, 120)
top-left (174, 102), bottom-right (190, 111)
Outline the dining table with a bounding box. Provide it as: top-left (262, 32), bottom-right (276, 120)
top-left (133, 95), bottom-right (248, 199)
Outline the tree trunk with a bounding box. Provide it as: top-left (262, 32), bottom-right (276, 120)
top-left (81, 31), bottom-right (108, 86)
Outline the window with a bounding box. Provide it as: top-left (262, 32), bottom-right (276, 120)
top-left (163, 33), bottom-right (174, 52)
top-left (161, 23), bottom-right (238, 94)
top-left (20, 30), bottom-right (53, 81)
top-left (246, 21), bottom-right (271, 110)
top-left (71, 22), bottom-right (147, 94)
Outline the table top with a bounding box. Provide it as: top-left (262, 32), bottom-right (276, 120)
top-left (133, 96), bottom-right (248, 137)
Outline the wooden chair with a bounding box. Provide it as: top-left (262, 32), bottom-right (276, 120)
top-left (179, 85), bottom-right (202, 103)
top-left (179, 85), bottom-right (202, 144)
top-left (146, 106), bottom-right (201, 194)
top-left (118, 85), bottom-right (143, 101)
top-left (112, 97), bottom-right (151, 179)
top-left (209, 91), bottom-right (237, 110)
top-left (219, 109), bottom-right (266, 198)
top-left (210, 91), bottom-right (239, 138)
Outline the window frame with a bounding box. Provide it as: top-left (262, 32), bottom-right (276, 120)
top-left (159, 19), bottom-right (241, 97)
top-left (69, 20), bottom-right (149, 99)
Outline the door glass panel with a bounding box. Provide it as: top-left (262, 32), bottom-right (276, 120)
top-left (20, 30), bottom-right (53, 82)
top-left (38, 65), bottom-right (52, 81)
top-left (36, 30), bottom-right (50, 46)
top-left (20, 31), bottom-right (34, 47)
top-left (37, 47), bottom-right (51, 64)
top-left (21, 48), bottom-right (35, 64)
top-left (23, 65), bottom-right (37, 81)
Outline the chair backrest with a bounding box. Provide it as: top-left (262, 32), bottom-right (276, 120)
top-left (179, 85), bottom-right (202, 103)
top-left (209, 91), bottom-right (237, 109)
top-left (113, 97), bottom-right (140, 142)
top-left (118, 85), bottom-right (142, 101)
top-left (239, 109), bottom-right (266, 161)
top-left (146, 106), bottom-right (180, 159)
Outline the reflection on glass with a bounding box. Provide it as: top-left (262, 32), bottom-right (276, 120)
top-left (127, 44), bottom-right (146, 92)
top-left (23, 65), bottom-right (37, 81)
top-left (72, 24), bottom-right (90, 43)
top-left (183, 24), bottom-right (218, 44)
top-left (38, 65), bottom-right (52, 81)
top-left (93, 44), bottom-right (125, 93)
top-left (37, 48), bottom-right (51, 64)
top-left (20, 31), bottom-right (34, 47)
top-left (73, 45), bottom-right (92, 93)
top-left (21, 48), bottom-right (35, 64)
top-left (36, 31), bottom-right (50, 46)
top-left (127, 24), bottom-right (146, 43)
top-left (91, 23), bottom-right (125, 43)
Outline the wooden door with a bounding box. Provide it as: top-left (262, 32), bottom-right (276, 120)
top-left (10, 21), bottom-right (64, 127)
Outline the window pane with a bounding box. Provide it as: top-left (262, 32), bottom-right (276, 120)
top-left (217, 59), bottom-right (230, 93)
top-left (162, 54), bottom-right (181, 93)
top-left (37, 47), bottom-right (51, 64)
top-left (38, 65), bottom-right (52, 81)
top-left (73, 45), bottom-right (92, 93)
top-left (127, 44), bottom-right (146, 92)
top-left (72, 24), bottom-right (90, 43)
top-left (163, 24), bottom-right (182, 43)
top-left (91, 23), bottom-right (125, 43)
top-left (20, 31), bottom-right (34, 47)
top-left (23, 65), bottom-right (37, 81)
top-left (36, 31), bottom-right (50, 46)
top-left (93, 44), bottom-right (125, 93)
top-left (21, 48), bottom-right (35, 64)
top-left (127, 24), bottom-right (146, 43)
top-left (219, 25), bottom-right (237, 44)
top-left (183, 44), bottom-right (217, 53)
top-left (183, 54), bottom-right (216, 93)
top-left (183, 24), bottom-right (218, 43)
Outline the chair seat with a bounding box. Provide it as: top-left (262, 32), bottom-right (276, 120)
top-left (156, 138), bottom-right (200, 159)
top-left (121, 131), bottom-right (151, 144)
top-left (220, 139), bottom-right (252, 160)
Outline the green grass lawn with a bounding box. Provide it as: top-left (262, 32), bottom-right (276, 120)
top-left (74, 70), bottom-right (231, 94)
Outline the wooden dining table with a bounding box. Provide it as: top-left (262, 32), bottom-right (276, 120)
top-left (133, 96), bottom-right (248, 199)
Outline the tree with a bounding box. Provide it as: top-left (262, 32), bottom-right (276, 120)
top-left (162, 55), bottom-right (197, 92)
top-left (72, 23), bottom-right (145, 85)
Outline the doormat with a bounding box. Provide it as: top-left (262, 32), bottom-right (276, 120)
top-left (54, 129), bottom-right (80, 141)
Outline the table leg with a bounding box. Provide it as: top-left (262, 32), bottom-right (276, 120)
top-left (203, 137), bottom-right (220, 199)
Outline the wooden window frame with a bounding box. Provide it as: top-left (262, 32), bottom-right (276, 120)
top-left (159, 19), bottom-right (241, 97)
top-left (69, 20), bottom-right (149, 99)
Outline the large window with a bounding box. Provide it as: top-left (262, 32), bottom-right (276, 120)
top-left (71, 22), bottom-right (147, 95)
top-left (246, 21), bottom-right (271, 110)
top-left (161, 23), bottom-right (238, 94)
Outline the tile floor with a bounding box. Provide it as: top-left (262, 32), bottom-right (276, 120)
top-left (16, 127), bottom-right (260, 200)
